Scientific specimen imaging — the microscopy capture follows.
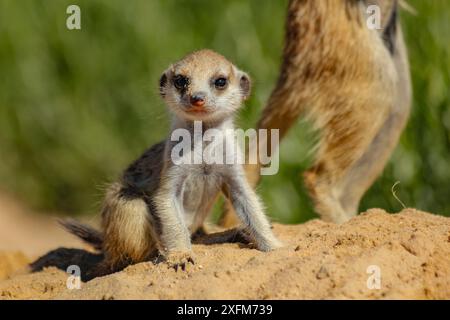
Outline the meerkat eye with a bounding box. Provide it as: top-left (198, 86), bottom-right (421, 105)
top-left (173, 75), bottom-right (189, 90)
top-left (214, 77), bottom-right (228, 89)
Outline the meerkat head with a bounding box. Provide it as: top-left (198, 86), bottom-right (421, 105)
top-left (159, 49), bottom-right (251, 123)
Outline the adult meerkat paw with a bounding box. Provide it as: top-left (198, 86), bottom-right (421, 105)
top-left (165, 251), bottom-right (195, 272)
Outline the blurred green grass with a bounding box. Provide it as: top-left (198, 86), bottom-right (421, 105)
top-left (0, 0), bottom-right (448, 222)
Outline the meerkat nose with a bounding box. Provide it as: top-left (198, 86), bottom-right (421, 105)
top-left (190, 93), bottom-right (206, 107)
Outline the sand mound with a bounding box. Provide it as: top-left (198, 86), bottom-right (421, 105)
top-left (0, 208), bottom-right (449, 300)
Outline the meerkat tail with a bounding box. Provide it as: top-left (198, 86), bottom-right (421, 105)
top-left (58, 219), bottom-right (103, 251)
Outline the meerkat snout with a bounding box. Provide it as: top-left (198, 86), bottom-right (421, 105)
top-left (189, 92), bottom-right (206, 107)
top-left (159, 49), bottom-right (251, 122)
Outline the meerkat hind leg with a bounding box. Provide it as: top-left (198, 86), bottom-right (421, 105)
top-left (304, 95), bottom-right (391, 224)
top-left (338, 105), bottom-right (410, 217)
top-left (339, 28), bottom-right (411, 217)
top-left (303, 169), bottom-right (349, 224)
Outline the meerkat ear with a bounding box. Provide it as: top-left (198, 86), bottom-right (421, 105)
top-left (239, 72), bottom-right (251, 101)
top-left (159, 71), bottom-right (168, 97)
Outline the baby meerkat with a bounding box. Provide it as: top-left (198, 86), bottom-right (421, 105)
top-left (62, 49), bottom-right (281, 275)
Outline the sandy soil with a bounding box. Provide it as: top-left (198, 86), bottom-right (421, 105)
top-left (0, 207), bottom-right (449, 300)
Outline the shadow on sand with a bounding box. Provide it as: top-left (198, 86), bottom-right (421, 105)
top-left (29, 227), bottom-right (251, 281)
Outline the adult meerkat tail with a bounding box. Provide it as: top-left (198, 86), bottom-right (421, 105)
top-left (59, 219), bottom-right (103, 251)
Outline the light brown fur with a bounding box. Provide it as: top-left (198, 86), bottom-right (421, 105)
top-left (62, 50), bottom-right (280, 277)
top-left (220, 0), bottom-right (412, 226)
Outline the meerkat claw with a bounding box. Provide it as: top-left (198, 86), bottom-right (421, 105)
top-left (166, 252), bottom-right (195, 271)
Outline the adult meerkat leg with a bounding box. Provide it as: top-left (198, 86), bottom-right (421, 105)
top-left (219, 0), bottom-right (343, 227)
top-left (101, 183), bottom-right (158, 272)
top-left (339, 25), bottom-right (412, 217)
top-left (302, 1), bottom-right (408, 223)
top-left (303, 89), bottom-right (393, 223)
top-left (221, 0), bottom-right (410, 225)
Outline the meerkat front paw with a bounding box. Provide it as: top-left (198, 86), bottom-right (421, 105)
top-left (165, 251), bottom-right (195, 271)
top-left (256, 237), bottom-right (283, 252)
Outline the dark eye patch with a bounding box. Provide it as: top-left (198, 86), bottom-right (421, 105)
top-left (173, 75), bottom-right (189, 91)
top-left (214, 77), bottom-right (228, 89)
